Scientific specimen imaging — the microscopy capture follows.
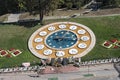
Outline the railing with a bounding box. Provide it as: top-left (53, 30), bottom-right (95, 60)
top-left (80, 58), bottom-right (120, 66)
top-left (0, 58), bottom-right (120, 73)
top-left (0, 65), bottom-right (45, 73)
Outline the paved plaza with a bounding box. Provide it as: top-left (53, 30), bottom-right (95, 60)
top-left (0, 63), bottom-right (120, 80)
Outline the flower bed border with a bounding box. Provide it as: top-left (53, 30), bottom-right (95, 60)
top-left (10, 49), bottom-right (22, 57)
top-left (0, 48), bottom-right (22, 58)
top-left (102, 39), bottom-right (120, 49)
top-left (102, 41), bottom-right (112, 48)
top-left (116, 42), bottom-right (120, 47)
top-left (0, 50), bottom-right (8, 57)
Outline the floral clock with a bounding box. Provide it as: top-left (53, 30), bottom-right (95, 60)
top-left (28, 22), bottom-right (96, 59)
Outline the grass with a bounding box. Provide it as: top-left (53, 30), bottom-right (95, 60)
top-left (83, 74), bottom-right (94, 77)
top-left (0, 15), bottom-right (120, 68)
top-left (0, 24), bottom-right (41, 68)
top-left (48, 77), bottom-right (58, 80)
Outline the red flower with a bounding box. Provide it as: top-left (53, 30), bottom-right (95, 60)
top-left (6, 54), bottom-right (12, 58)
top-left (9, 48), bottom-right (15, 51)
top-left (0, 51), bottom-right (7, 55)
top-left (104, 41), bottom-right (110, 46)
top-left (110, 39), bottom-right (117, 43)
top-left (114, 46), bottom-right (119, 49)
top-left (13, 51), bottom-right (20, 55)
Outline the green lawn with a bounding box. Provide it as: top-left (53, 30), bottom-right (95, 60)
top-left (0, 16), bottom-right (120, 68)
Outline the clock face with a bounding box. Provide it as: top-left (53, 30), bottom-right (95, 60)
top-left (45, 30), bottom-right (77, 49)
top-left (28, 22), bottom-right (96, 59)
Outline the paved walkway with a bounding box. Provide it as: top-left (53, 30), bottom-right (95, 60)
top-left (0, 63), bottom-right (119, 80)
top-left (43, 13), bottom-right (120, 20)
top-left (4, 14), bottom-right (20, 23)
top-left (2, 11), bottom-right (120, 24)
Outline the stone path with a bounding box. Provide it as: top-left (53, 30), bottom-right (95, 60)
top-left (2, 9), bottom-right (120, 23)
top-left (4, 14), bottom-right (20, 23)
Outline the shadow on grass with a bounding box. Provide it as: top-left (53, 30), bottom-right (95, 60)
top-left (0, 19), bottom-right (42, 28)
top-left (17, 19), bottom-right (40, 28)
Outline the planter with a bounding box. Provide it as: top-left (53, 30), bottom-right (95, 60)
top-left (6, 54), bottom-right (12, 58)
top-left (102, 41), bottom-right (112, 48)
top-left (110, 39), bottom-right (118, 44)
top-left (0, 50), bottom-right (8, 57)
top-left (11, 50), bottom-right (22, 57)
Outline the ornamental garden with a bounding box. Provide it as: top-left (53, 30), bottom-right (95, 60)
top-left (0, 16), bottom-right (120, 68)
top-left (0, 48), bottom-right (22, 58)
top-left (102, 39), bottom-right (120, 49)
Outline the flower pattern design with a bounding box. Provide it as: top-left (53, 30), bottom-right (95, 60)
top-left (102, 39), bottom-right (120, 49)
top-left (0, 48), bottom-right (22, 58)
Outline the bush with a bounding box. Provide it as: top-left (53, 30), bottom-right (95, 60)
top-left (66, 2), bottom-right (73, 9)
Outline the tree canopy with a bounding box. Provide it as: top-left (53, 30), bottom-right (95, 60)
top-left (0, 0), bottom-right (120, 23)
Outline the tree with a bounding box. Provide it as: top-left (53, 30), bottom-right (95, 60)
top-left (66, 2), bottom-right (73, 9)
top-left (17, 0), bottom-right (27, 12)
top-left (76, 2), bottom-right (82, 9)
top-left (113, 0), bottom-right (120, 7)
top-left (49, 0), bottom-right (59, 16)
top-left (24, 0), bottom-right (59, 24)
top-left (0, 0), bottom-right (6, 15)
top-left (96, 0), bottom-right (120, 7)
top-left (0, 0), bottom-right (19, 15)
top-left (73, 0), bottom-right (82, 9)
top-left (83, 0), bottom-right (92, 5)
top-left (58, 0), bottom-right (65, 8)
top-left (65, 0), bottom-right (73, 9)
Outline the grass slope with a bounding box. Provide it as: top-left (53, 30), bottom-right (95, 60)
top-left (0, 25), bottom-right (41, 68)
top-left (0, 16), bottom-right (120, 68)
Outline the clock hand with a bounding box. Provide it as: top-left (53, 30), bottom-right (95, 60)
top-left (62, 36), bottom-right (78, 41)
top-left (62, 31), bottom-right (70, 38)
top-left (62, 37), bottom-right (72, 40)
top-left (54, 31), bottom-right (70, 41)
top-left (53, 36), bottom-right (63, 41)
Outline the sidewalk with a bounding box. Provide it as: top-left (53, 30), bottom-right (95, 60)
top-left (0, 63), bottom-right (119, 80)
